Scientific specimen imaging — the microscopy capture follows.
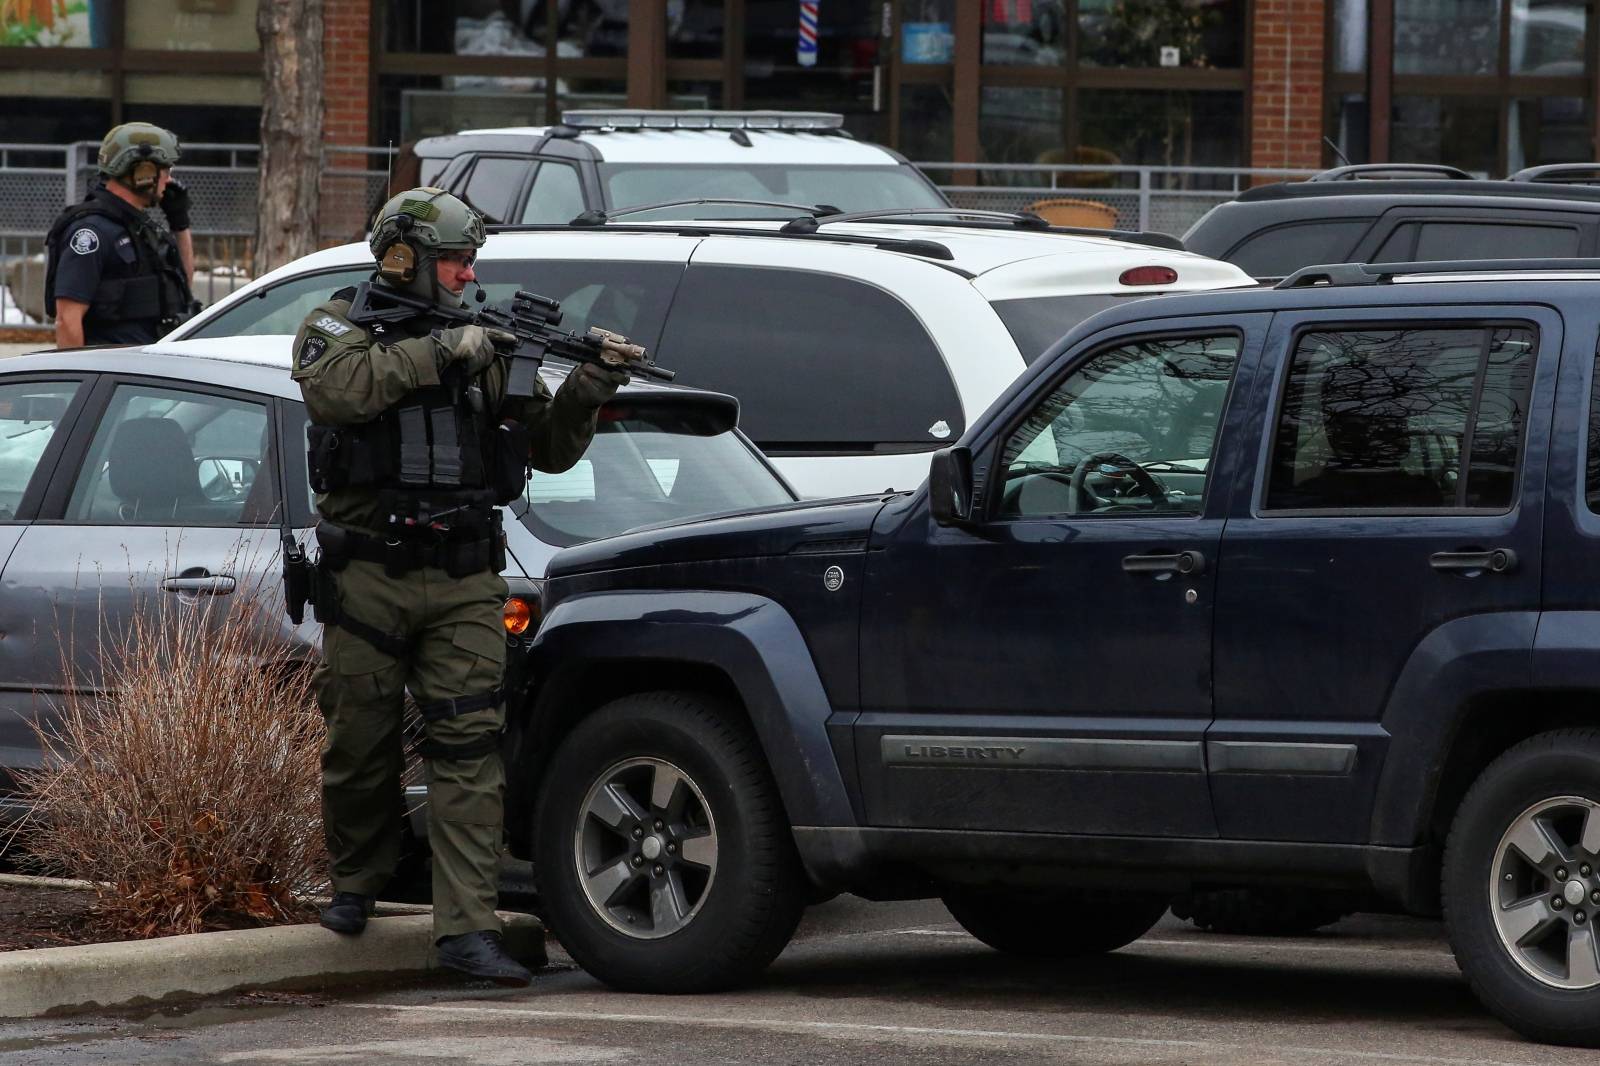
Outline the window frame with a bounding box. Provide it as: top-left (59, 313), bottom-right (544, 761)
top-left (0, 373), bottom-right (96, 524)
top-left (455, 154), bottom-right (538, 226)
top-left (978, 325), bottom-right (1249, 524)
top-left (1259, 317), bottom-right (1542, 518)
top-left (36, 374), bottom-right (283, 529)
top-left (1352, 207), bottom-right (1597, 264)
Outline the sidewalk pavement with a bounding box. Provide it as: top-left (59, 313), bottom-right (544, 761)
top-left (0, 341), bottom-right (49, 358)
top-left (0, 875), bottom-right (547, 1018)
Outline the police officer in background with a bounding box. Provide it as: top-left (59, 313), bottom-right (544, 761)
top-left (294, 187), bottom-right (639, 984)
top-left (46, 122), bottom-right (197, 348)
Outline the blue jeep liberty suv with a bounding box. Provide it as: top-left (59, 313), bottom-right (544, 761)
top-left (510, 259), bottom-right (1600, 1047)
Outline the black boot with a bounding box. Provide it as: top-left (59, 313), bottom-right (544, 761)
top-left (434, 930), bottom-right (533, 986)
top-left (319, 891), bottom-right (375, 935)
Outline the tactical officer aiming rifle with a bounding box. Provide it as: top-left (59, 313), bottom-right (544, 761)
top-left (344, 281), bottom-right (674, 399)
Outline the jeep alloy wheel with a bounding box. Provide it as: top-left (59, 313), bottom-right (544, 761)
top-left (1444, 730), bottom-right (1600, 1047)
top-left (574, 756), bottom-right (719, 939)
top-left (533, 691), bottom-right (805, 992)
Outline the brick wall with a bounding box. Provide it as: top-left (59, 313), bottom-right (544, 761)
top-left (1250, 0), bottom-right (1325, 172)
top-left (320, 0), bottom-right (373, 244)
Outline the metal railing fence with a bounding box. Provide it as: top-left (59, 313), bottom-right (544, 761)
top-left (913, 162), bottom-right (1319, 234)
top-left (0, 142), bottom-right (394, 329)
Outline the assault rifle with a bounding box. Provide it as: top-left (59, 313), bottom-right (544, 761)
top-left (344, 281), bottom-right (674, 400)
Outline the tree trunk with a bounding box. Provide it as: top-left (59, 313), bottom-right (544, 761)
top-left (254, 0), bottom-right (325, 277)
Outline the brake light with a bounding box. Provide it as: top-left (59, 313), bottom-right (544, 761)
top-left (503, 596), bottom-right (537, 635)
top-left (1120, 266), bottom-right (1179, 286)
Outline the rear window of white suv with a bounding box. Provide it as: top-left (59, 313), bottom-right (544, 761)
top-left (600, 164), bottom-right (946, 219)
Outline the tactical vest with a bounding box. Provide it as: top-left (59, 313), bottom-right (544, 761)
top-left (44, 186), bottom-right (193, 327)
top-left (306, 294), bottom-right (531, 537)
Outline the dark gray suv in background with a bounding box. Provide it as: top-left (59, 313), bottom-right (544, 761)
top-left (1187, 163), bottom-right (1600, 280)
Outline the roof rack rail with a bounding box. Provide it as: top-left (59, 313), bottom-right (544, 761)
top-left (1277, 257), bottom-right (1600, 288)
top-left (482, 220), bottom-right (960, 266)
top-left (1508, 163), bottom-right (1600, 184)
top-left (1308, 163), bottom-right (1476, 182)
top-left (776, 207), bottom-right (1185, 250)
top-left (561, 109), bottom-right (845, 131)
top-left (570, 198), bottom-right (841, 227)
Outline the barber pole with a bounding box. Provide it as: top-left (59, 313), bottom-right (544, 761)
top-left (798, 1), bottom-right (818, 67)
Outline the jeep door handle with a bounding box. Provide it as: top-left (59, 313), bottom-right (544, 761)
top-left (162, 570), bottom-right (237, 596)
top-left (1122, 550), bottom-right (1206, 575)
top-left (1429, 549), bottom-right (1518, 574)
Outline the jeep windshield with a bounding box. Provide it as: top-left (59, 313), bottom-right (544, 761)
top-left (598, 163), bottom-right (948, 219)
top-left (519, 402), bottom-right (794, 547)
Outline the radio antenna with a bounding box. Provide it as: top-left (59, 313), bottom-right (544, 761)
top-left (385, 139), bottom-right (395, 195)
top-left (1323, 135), bottom-right (1352, 167)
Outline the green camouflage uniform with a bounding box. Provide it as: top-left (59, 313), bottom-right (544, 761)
top-left (293, 287), bottom-right (603, 937)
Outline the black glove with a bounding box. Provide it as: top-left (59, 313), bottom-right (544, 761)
top-left (161, 179), bottom-right (192, 232)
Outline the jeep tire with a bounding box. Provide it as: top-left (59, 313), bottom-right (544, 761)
top-left (941, 884), bottom-right (1170, 958)
top-left (1443, 729), bottom-right (1600, 1047)
top-left (533, 691), bottom-right (805, 993)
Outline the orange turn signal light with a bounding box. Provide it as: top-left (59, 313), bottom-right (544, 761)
top-left (503, 596), bottom-right (535, 635)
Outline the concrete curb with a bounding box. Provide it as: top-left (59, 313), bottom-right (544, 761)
top-left (0, 909), bottom-right (547, 1018)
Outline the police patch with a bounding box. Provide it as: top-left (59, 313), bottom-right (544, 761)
top-left (312, 315), bottom-right (353, 337)
top-left (68, 227), bottom-right (99, 255)
top-left (298, 335), bottom-right (328, 369)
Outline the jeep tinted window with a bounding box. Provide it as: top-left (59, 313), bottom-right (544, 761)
top-left (1373, 221), bottom-right (1582, 262)
top-left (1227, 221), bottom-right (1369, 278)
top-left (460, 156), bottom-right (532, 224)
top-left (997, 333), bottom-right (1241, 518)
top-left (472, 259), bottom-right (682, 354)
top-left (656, 265), bottom-right (962, 449)
top-left (1266, 326), bottom-right (1536, 512)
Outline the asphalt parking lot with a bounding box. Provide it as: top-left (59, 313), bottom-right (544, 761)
top-left (0, 895), bottom-right (1584, 1066)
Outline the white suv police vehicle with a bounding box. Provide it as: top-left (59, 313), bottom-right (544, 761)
top-left (405, 110), bottom-right (950, 224)
top-left (171, 210), bottom-right (1255, 498)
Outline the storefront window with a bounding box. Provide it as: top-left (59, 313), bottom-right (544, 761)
top-left (1510, 0), bottom-right (1588, 74)
top-left (1079, 89), bottom-right (1242, 168)
top-left (0, 79), bottom-right (111, 145)
top-left (1395, 0), bottom-right (1500, 75)
top-left (1331, 93), bottom-right (1371, 165)
top-left (1508, 96), bottom-right (1590, 171)
top-left (1078, 0), bottom-right (1244, 68)
top-left (901, 84), bottom-right (953, 162)
top-left (381, 73), bottom-right (547, 144)
top-left (126, 0), bottom-right (260, 51)
top-left (1, 0), bottom-right (109, 46)
top-left (1390, 95), bottom-right (1499, 173)
top-left (385, 1), bottom-right (551, 57)
top-left (903, 0), bottom-right (956, 65)
top-left (124, 74), bottom-right (263, 144)
top-left (667, 81), bottom-right (721, 108)
top-left (560, 0), bottom-right (627, 57)
top-left (742, 0), bottom-right (887, 144)
top-left (670, 0), bottom-right (724, 59)
top-left (980, 86), bottom-right (1063, 167)
top-left (1331, 0), bottom-right (1368, 73)
top-left (982, 0), bottom-right (1062, 65)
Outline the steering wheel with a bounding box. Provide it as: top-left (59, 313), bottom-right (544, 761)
top-left (1067, 452), bottom-right (1168, 513)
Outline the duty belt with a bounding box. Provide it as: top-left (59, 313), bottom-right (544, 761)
top-left (316, 519), bottom-right (500, 579)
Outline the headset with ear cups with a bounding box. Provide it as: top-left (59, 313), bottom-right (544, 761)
top-left (376, 213), bottom-right (419, 283)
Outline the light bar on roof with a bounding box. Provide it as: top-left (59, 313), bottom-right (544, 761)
top-left (562, 110), bottom-right (844, 131)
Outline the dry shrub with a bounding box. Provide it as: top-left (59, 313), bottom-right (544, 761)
top-left (15, 576), bottom-right (327, 938)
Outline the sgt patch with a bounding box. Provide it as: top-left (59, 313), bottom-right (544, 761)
top-left (68, 227), bottom-right (99, 255)
top-left (298, 334), bottom-right (328, 369)
top-left (311, 314), bottom-right (353, 338)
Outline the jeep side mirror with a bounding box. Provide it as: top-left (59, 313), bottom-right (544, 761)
top-left (929, 446), bottom-right (974, 526)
